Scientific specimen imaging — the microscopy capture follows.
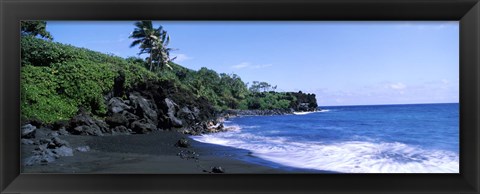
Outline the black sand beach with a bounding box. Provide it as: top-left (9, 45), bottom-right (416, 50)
top-left (21, 130), bottom-right (327, 174)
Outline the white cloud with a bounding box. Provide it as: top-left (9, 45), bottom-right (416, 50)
top-left (231, 62), bottom-right (273, 70)
top-left (231, 62), bottom-right (251, 69)
top-left (252, 64), bottom-right (273, 69)
top-left (389, 82), bottom-right (406, 90)
top-left (173, 53), bottom-right (192, 62)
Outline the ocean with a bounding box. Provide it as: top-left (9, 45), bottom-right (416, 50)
top-left (191, 103), bottom-right (459, 173)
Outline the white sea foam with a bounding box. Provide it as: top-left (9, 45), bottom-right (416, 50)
top-left (293, 110), bottom-right (330, 115)
top-left (191, 132), bottom-right (459, 173)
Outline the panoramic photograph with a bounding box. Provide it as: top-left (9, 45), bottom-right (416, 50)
top-left (20, 21), bottom-right (459, 173)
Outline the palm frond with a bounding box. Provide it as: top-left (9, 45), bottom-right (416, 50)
top-left (129, 39), bottom-right (143, 48)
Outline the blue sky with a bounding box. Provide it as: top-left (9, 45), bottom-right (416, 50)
top-left (46, 21), bottom-right (459, 106)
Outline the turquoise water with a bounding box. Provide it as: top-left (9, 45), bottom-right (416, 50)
top-left (192, 103), bottom-right (459, 173)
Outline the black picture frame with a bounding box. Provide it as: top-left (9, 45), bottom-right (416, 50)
top-left (1, 0), bottom-right (479, 193)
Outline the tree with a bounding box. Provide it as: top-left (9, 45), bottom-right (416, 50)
top-left (129, 21), bottom-right (173, 71)
top-left (21, 21), bottom-right (53, 40)
top-left (249, 81), bottom-right (274, 92)
top-left (249, 81), bottom-right (261, 93)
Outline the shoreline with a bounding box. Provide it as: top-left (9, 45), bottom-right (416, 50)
top-left (22, 129), bottom-right (331, 173)
top-left (221, 108), bottom-right (319, 118)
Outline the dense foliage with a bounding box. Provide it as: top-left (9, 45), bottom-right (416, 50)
top-left (21, 36), bottom-right (158, 122)
top-left (21, 34), bottom-right (318, 124)
top-left (21, 21), bottom-right (53, 40)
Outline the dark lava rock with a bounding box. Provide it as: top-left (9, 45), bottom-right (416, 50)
top-left (25, 138), bottom-right (74, 166)
top-left (211, 166), bottom-right (225, 173)
top-left (58, 128), bottom-right (69, 136)
top-left (297, 103), bottom-right (310, 112)
top-left (52, 146), bottom-right (74, 157)
top-left (113, 72), bottom-right (126, 97)
top-left (108, 97), bottom-right (131, 114)
top-left (21, 138), bottom-right (35, 145)
top-left (46, 137), bottom-right (70, 149)
top-left (129, 92), bottom-right (158, 125)
top-left (111, 125), bottom-right (132, 135)
top-left (72, 126), bottom-right (104, 136)
top-left (105, 113), bottom-right (129, 127)
top-left (47, 131), bottom-right (59, 137)
top-left (68, 112), bottom-right (109, 136)
top-left (75, 146), bottom-right (90, 152)
top-left (164, 98), bottom-right (183, 127)
top-left (28, 119), bottom-right (43, 128)
top-left (175, 138), bottom-right (190, 148)
top-left (21, 124), bottom-right (36, 139)
top-left (52, 120), bottom-right (69, 131)
top-left (122, 111), bottom-right (140, 124)
top-left (178, 106), bottom-right (197, 121)
top-left (131, 120), bottom-right (157, 134)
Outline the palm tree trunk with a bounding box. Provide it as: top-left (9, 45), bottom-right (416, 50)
top-left (148, 53), bottom-right (153, 71)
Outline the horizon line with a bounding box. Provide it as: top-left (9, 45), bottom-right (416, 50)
top-left (320, 102), bottom-right (459, 107)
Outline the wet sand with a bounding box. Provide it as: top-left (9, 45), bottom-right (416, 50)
top-left (22, 131), bottom-right (326, 174)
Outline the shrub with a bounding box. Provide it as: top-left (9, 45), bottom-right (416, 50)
top-left (20, 37), bottom-right (157, 123)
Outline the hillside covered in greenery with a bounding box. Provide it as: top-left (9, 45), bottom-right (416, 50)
top-left (21, 21), bottom-right (318, 127)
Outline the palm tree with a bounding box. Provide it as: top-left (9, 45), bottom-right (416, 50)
top-left (129, 21), bottom-right (173, 71)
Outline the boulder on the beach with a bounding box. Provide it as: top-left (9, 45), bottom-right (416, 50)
top-left (45, 137), bottom-right (70, 149)
top-left (25, 137), bottom-right (74, 166)
top-left (68, 112), bottom-right (109, 136)
top-left (58, 128), bottom-right (69, 136)
top-left (211, 166), bottom-right (225, 173)
top-left (76, 146), bottom-right (90, 152)
top-left (21, 124), bottom-right (36, 139)
top-left (72, 126), bottom-right (104, 136)
top-left (175, 138), bottom-right (190, 148)
top-left (52, 146), bottom-right (74, 157)
top-left (47, 131), bottom-right (59, 137)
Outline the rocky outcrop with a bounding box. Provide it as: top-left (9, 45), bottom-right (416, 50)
top-left (288, 91), bottom-right (318, 112)
top-left (67, 111), bottom-right (110, 136)
top-left (61, 80), bottom-right (319, 137)
top-left (62, 79), bottom-right (220, 136)
top-left (108, 97), bottom-right (131, 114)
top-left (21, 124), bottom-right (37, 139)
top-left (24, 136), bottom-right (74, 166)
top-left (129, 92), bottom-right (158, 126)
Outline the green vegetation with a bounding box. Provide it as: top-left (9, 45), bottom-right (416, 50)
top-left (21, 21), bottom-right (318, 124)
top-left (21, 36), bottom-right (157, 122)
top-left (129, 21), bottom-right (174, 71)
top-left (21, 21), bottom-right (53, 41)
